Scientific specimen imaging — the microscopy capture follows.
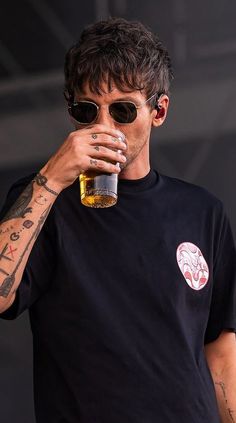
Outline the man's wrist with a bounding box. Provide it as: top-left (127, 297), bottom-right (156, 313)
top-left (34, 172), bottom-right (60, 197)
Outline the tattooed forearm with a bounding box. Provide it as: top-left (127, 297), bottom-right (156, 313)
top-left (0, 174), bottom-right (57, 225)
top-left (0, 205), bottom-right (51, 298)
top-left (0, 172), bottom-right (58, 305)
top-left (215, 381), bottom-right (236, 423)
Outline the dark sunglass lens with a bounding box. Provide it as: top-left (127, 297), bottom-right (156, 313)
top-left (110, 102), bottom-right (137, 123)
top-left (71, 102), bottom-right (97, 124)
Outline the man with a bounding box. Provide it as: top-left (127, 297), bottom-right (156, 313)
top-left (0, 17), bottom-right (236, 423)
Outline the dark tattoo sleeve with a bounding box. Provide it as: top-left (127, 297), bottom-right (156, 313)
top-left (0, 173), bottom-right (57, 225)
top-left (0, 182), bottom-right (33, 224)
top-left (0, 205), bottom-right (51, 298)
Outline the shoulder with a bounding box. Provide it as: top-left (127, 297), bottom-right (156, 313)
top-left (3, 173), bottom-right (36, 197)
top-left (158, 173), bottom-right (223, 211)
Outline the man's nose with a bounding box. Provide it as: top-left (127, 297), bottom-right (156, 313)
top-left (95, 105), bottom-right (116, 127)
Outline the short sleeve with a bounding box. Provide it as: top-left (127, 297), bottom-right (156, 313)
top-left (205, 208), bottom-right (236, 343)
top-left (0, 175), bottom-right (57, 320)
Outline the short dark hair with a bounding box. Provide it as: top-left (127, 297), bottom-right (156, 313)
top-left (64, 17), bottom-right (173, 104)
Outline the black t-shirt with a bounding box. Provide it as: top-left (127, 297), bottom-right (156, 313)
top-left (1, 170), bottom-right (236, 423)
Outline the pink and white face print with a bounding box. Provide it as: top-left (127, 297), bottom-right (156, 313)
top-left (176, 242), bottom-right (209, 290)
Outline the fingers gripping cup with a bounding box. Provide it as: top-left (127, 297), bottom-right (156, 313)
top-left (79, 133), bottom-right (125, 208)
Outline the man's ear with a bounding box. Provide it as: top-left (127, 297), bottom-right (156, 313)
top-left (152, 94), bottom-right (170, 127)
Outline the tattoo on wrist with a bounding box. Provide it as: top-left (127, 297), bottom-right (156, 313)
top-left (34, 173), bottom-right (58, 196)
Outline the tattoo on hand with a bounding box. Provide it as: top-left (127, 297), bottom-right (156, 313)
top-left (0, 205), bottom-right (51, 298)
top-left (94, 146), bottom-right (100, 151)
top-left (90, 159), bottom-right (98, 166)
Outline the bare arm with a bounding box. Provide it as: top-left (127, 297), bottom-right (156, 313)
top-left (0, 124), bottom-right (126, 313)
top-left (205, 331), bottom-right (236, 423)
top-left (0, 174), bottom-right (60, 313)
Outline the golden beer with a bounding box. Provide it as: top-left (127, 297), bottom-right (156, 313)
top-left (79, 171), bottom-right (118, 208)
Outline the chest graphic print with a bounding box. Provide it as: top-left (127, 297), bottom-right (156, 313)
top-left (176, 242), bottom-right (209, 290)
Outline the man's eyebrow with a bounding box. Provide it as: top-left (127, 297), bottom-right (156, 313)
top-left (114, 96), bottom-right (138, 102)
top-left (77, 96), bottom-right (139, 103)
top-left (75, 97), bottom-right (96, 102)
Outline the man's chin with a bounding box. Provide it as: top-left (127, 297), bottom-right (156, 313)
top-left (119, 153), bottom-right (134, 170)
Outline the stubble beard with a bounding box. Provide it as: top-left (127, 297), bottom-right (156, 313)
top-left (119, 137), bottom-right (149, 171)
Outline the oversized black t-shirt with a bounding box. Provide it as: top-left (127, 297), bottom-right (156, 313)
top-left (1, 170), bottom-right (236, 423)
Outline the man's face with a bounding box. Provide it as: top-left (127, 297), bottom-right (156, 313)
top-left (74, 82), bottom-right (168, 178)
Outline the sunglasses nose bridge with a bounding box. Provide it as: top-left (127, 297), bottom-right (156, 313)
top-left (95, 104), bottom-right (117, 127)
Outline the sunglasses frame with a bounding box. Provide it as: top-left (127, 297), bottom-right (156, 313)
top-left (66, 92), bottom-right (162, 125)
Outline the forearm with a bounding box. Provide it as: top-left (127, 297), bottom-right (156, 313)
top-left (212, 364), bottom-right (236, 422)
top-left (0, 171), bottom-right (59, 313)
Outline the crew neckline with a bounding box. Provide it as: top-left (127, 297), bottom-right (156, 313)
top-left (118, 169), bottom-right (158, 193)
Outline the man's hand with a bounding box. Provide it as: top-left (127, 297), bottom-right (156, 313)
top-left (40, 124), bottom-right (127, 195)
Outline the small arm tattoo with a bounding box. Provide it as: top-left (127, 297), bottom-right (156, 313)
top-left (0, 226), bottom-right (13, 235)
top-left (23, 220), bottom-right (33, 229)
top-left (10, 232), bottom-right (20, 242)
top-left (0, 243), bottom-right (13, 263)
top-left (34, 173), bottom-right (58, 196)
top-left (228, 409), bottom-right (236, 423)
top-left (215, 381), bottom-right (227, 402)
top-left (215, 381), bottom-right (236, 422)
top-left (34, 194), bottom-right (48, 205)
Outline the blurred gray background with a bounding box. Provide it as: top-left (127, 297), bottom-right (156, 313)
top-left (0, 0), bottom-right (235, 422)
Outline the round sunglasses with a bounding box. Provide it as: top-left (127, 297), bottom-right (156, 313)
top-left (67, 92), bottom-right (161, 125)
